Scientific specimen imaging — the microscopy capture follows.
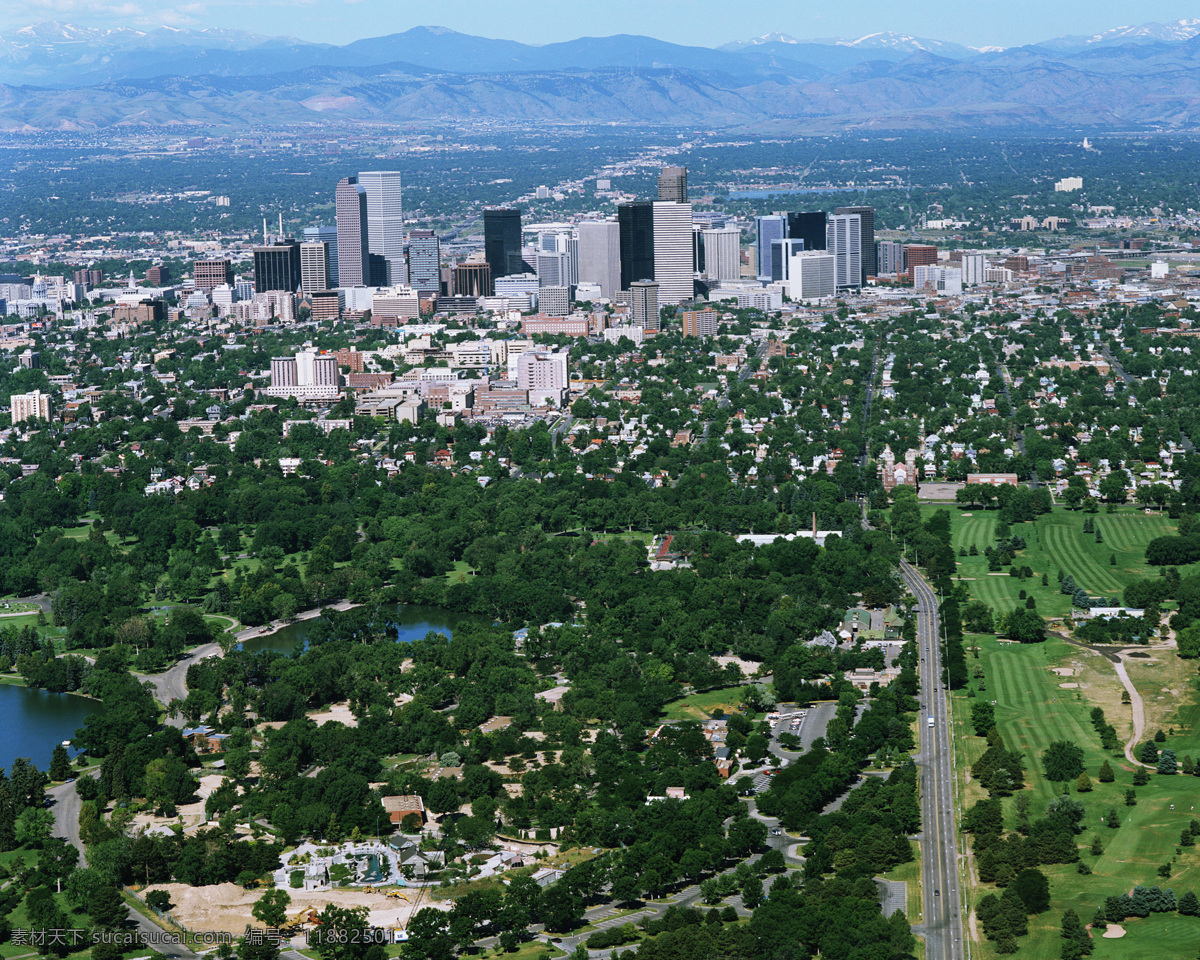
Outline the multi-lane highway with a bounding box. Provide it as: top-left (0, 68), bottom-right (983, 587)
top-left (900, 559), bottom-right (965, 960)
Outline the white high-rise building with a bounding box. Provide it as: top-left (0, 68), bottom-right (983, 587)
top-left (576, 221), bottom-right (621, 298)
top-left (961, 254), bottom-right (986, 285)
top-left (11, 389), bottom-right (51, 424)
top-left (913, 265), bottom-right (963, 296)
top-left (517, 350), bottom-right (569, 407)
top-left (826, 214), bottom-right (862, 290)
top-left (358, 171), bottom-right (405, 283)
top-left (701, 227), bottom-right (740, 281)
top-left (652, 201), bottom-right (693, 305)
top-left (300, 242), bottom-right (331, 293)
top-left (786, 251), bottom-right (836, 300)
top-left (536, 251), bottom-right (572, 288)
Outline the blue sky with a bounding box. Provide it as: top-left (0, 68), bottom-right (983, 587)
top-left (5, 0), bottom-right (1200, 49)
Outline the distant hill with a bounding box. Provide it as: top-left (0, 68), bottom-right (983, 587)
top-left (3, 19), bottom-right (1200, 131)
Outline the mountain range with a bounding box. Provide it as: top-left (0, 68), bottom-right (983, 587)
top-left (3, 19), bottom-right (1200, 132)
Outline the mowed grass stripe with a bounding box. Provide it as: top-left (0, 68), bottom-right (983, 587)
top-left (1043, 523), bottom-right (1124, 596)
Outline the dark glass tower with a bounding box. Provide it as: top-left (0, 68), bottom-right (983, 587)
top-left (483, 208), bottom-right (523, 280)
top-left (617, 201), bottom-right (655, 291)
top-left (787, 211), bottom-right (827, 253)
top-left (253, 240), bottom-right (301, 292)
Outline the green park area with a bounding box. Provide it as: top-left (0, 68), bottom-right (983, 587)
top-left (952, 632), bottom-right (1200, 958)
top-left (660, 685), bottom-right (753, 722)
top-left (926, 503), bottom-right (1188, 619)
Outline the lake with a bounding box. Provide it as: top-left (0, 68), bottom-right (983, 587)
top-left (238, 604), bottom-right (479, 656)
top-left (0, 684), bottom-right (104, 774)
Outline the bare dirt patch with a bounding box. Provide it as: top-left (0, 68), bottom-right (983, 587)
top-left (1059, 682), bottom-right (1079, 689)
top-left (156, 881), bottom-right (445, 935)
top-left (308, 702), bottom-right (358, 728)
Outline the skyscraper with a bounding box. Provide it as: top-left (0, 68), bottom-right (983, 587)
top-left (576, 221), bottom-right (621, 298)
top-left (826, 214), bottom-right (862, 290)
top-left (755, 215), bottom-right (787, 279)
top-left (304, 226), bottom-right (338, 287)
top-left (484, 208), bottom-right (524, 279)
top-left (658, 166), bottom-right (687, 202)
top-left (253, 240), bottom-right (301, 293)
top-left (631, 281), bottom-right (660, 332)
top-left (618, 202), bottom-right (656, 292)
top-left (700, 227), bottom-right (740, 281)
top-left (406, 230), bottom-right (441, 296)
top-left (835, 205), bottom-right (875, 284)
top-left (536, 251), bottom-right (572, 288)
top-left (770, 239), bottom-right (806, 283)
top-left (300, 242), bottom-right (331, 294)
top-left (359, 171), bottom-right (405, 283)
top-left (651, 201), bottom-right (693, 305)
top-left (334, 177), bottom-right (369, 287)
top-left (788, 212), bottom-right (827, 253)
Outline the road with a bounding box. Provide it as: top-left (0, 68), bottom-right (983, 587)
top-left (900, 559), bottom-right (965, 960)
top-left (47, 777), bottom-right (86, 859)
top-left (134, 642), bottom-right (223, 726)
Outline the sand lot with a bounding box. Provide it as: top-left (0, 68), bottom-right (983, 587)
top-left (150, 882), bottom-right (445, 935)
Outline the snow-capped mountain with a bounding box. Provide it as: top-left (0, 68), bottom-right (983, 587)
top-left (1036, 18), bottom-right (1200, 52)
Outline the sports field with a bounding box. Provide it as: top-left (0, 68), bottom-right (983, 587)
top-left (927, 505), bottom-right (1183, 618)
top-left (953, 632), bottom-right (1200, 959)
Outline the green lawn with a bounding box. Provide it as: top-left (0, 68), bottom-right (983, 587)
top-left (660, 685), bottom-right (754, 721)
top-left (928, 505), bottom-right (1183, 618)
top-left (953, 632), bottom-right (1200, 959)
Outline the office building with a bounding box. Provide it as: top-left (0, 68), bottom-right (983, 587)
top-left (755, 215), bottom-right (787, 279)
top-left (576, 220), bottom-right (621, 298)
top-left (538, 285), bottom-right (573, 317)
top-left (309, 290), bottom-right (343, 321)
top-left (453, 261), bottom-right (492, 297)
top-left (335, 176), bottom-right (369, 287)
top-left (536, 251), bottom-right (571, 288)
top-left (11, 389), bottom-right (51, 424)
top-left (658, 166), bottom-right (688, 202)
top-left (146, 265), bottom-right (169, 285)
top-left (786, 251), bottom-right (836, 300)
top-left (300, 242), bottom-right (332, 294)
top-left (253, 240), bottom-right (301, 293)
top-left (631, 280), bottom-right (660, 332)
top-left (304, 226), bottom-right (339, 287)
top-left (407, 231), bottom-right (441, 296)
top-left (904, 245), bottom-right (939, 271)
top-left (651, 201), bottom-right (693, 304)
top-left (913, 265), bottom-right (963, 296)
top-left (359, 171), bottom-right (404, 283)
top-left (517, 350), bottom-right (569, 407)
top-left (788, 212), bottom-right (827, 253)
top-left (700, 227), bottom-right (740, 281)
top-left (770, 238), bottom-right (806, 283)
top-left (618, 202), bottom-right (656, 292)
top-left (368, 254), bottom-right (389, 288)
top-left (484, 208), bottom-right (524, 279)
top-left (835, 205), bottom-right (875, 284)
top-left (960, 253), bottom-right (986, 285)
top-left (826, 214), bottom-right (862, 290)
top-left (877, 241), bottom-right (904, 276)
top-left (194, 258), bottom-right (234, 291)
top-left (679, 309), bottom-right (718, 338)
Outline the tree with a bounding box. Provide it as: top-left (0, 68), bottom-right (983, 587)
top-left (1042, 740), bottom-right (1085, 782)
top-left (1179, 891), bottom-right (1200, 916)
top-left (740, 874), bottom-right (763, 909)
top-left (1011, 867), bottom-right (1051, 914)
top-left (311, 904), bottom-right (374, 960)
top-left (1159, 749), bottom-right (1178, 775)
top-left (1140, 741), bottom-right (1160, 764)
top-left (1108, 806), bottom-right (1122, 827)
top-left (252, 889), bottom-right (292, 929)
top-left (1098, 760), bottom-right (1114, 783)
top-left (1075, 772), bottom-right (1093, 792)
top-left (88, 883), bottom-right (127, 930)
top-left (48, 744), bottom-right (71, 782)
top-left (146, 889), bottom-right (173, 913)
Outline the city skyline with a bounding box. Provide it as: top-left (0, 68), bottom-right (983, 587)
top-left (2, 4), bottom-right (1199, 53)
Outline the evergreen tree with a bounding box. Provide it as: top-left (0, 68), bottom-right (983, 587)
top-left (1076, 772), bottom-right (1093, 792)
top-left (48, 744), bottom-right (71, 783)
top-left (1158, 749), bottom-right (1178, 775)
top-left (1134, 767), bottom-right (1151, 786)
top-left (1098, 760), bottom-right (1114, 782)
top-left (1179, 891), bottom-right (1200, 917)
